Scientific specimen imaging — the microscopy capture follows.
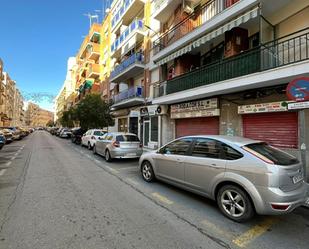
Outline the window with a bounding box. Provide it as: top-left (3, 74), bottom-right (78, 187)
top-left (116, 135), bottom-right (139, 142)
top-left (222, 144), bottom-right (243, 160)
top-left (105, 134), bottom-right (113, 141)
top-left (161, 138), bottom-right (193, 155)
top-left (191, 138), bottom-right (221, 159)
top-left (93, 131), bottom-right (104, 136)
top-left (150, 116), bottom-right (158, 142)
top-left (245, 143), bottom-right (299, 166)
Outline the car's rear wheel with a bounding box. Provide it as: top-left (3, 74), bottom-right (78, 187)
top-left (93, 145), bottom-right (97, 154)
top-left (141, 161), bottom-right (155, 182)
top-left (217, 185), bottom-right (254, 222)
top-left (88, 142), bottom-right (92, 150)
top-left (105, 150), bottom-right (112, 162)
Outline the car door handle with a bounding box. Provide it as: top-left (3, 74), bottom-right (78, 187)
top-left (209, 164), bottom-right (220, 169)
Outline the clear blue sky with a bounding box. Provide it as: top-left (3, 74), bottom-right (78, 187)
top-left (0, 0), bottom-right (108, 111)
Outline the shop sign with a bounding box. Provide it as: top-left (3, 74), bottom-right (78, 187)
top-left (286, 77), bottom-right (309, 102)
top-left (288, 101), bottom-right (309, 110)
top-left (171, 98), bottom-right (218, 114)
top-left (238, 101), bottom-right (289, 114)
top-left (171, 108), bottom-right (220, 119)
top-left (111, 109), bottom-right (129, 117)
top-left (129, 111), bottom-right (140, 117)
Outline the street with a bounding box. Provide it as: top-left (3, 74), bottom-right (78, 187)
top-left (0, 131), bottom-right (308, 249)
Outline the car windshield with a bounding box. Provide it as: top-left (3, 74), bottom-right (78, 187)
top-left (245, 142), bottom-right (299, 166)
top-left (93, 131), bottom-right (104, 136)
top-left (116, 135), bottom-right (139, 142)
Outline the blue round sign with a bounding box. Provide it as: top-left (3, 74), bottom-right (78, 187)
top-left (286, 77), bottom-right (309, 102)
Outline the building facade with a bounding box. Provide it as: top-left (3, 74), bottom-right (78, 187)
top-left (144, 0), bottom-right (309, 177)
top-left (26, 102), bottom-right (54, 127)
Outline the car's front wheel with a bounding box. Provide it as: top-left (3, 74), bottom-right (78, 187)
top-left (93, 145), bottom-right (97, 154)
top-left (217, 185), bottom-right (254, 222)
top-left (141, 161), bottom-right (155, 182)
top-left (88, 142), bottom-right (92, 150)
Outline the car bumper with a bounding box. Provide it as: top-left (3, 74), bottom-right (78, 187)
top-left (254, 182), bottom-right (309, 215)
top-left (110, 148), bottom-right (143, 159)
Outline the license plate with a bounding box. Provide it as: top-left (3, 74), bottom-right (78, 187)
top-left (292, 174), bottom-right (304, 184)
top-left (126, 153), bottom-right (136, 156)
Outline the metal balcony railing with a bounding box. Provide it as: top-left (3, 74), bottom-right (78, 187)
top-left (111, 0), bottom-right (135, 28)
top-left (111, 19), bottom-right (143, 53)
top-left (153, 0), bottom-right (239, 54)
top-left (113, 86), bottom-right (143, 104)
top-left (154, 28), bottom-right (309, 97)
top-left (110, 53), bottom-right (144, 79)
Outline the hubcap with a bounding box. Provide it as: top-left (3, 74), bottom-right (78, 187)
top-left (106, 151), bottom-right (109, 160)
top-left (221, 190), bottom-right (246, 217)
top-left (142, 164), bottom-right (152, 180)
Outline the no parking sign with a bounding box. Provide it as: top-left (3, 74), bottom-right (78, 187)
top-left (286, 77), bottom-right (309, 102)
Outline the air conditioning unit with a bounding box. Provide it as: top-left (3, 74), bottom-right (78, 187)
top-left (183, 2), bottom-right (194, 14)
top-left (156, 105), bottom-right (168, 115)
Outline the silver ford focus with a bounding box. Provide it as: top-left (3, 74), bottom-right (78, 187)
top-left (139, 135), bottom-right (309, 222)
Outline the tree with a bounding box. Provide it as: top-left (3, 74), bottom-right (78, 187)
top-left (59, 108), bottom-right (76, 128)
top-left (74, 94), bottom-right (114, 130)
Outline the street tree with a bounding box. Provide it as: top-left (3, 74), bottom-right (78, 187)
top-left (59, 108), bottom-right (76, 128)
top-left (74, 94), bottom-right (114, 130)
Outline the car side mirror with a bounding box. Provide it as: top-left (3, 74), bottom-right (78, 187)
top-left (83, 133), bottom-right (86, 136)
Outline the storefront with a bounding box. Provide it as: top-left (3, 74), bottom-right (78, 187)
top-left (171, 98), bottom-right (220, 138)
top-left (238, 101), bottom-right (299, 149)
top-left (140, 105), bottom-right (167, 149)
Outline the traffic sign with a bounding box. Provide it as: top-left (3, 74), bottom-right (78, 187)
top-left (286, 77), bottom-right (309, 102)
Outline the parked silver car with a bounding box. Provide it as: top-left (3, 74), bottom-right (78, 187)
top-left (139, 135), bottom-right (309, 222)
top-left (93, 132), bottom-right (143, 162)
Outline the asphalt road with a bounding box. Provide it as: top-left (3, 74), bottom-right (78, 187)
top-left (0, 131), bottom-right (308, 249)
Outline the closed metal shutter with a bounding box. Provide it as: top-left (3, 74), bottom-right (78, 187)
top-left (176, 117), bottom-right (219, 138)
top-left (243, 112), bottom-right (298, 148)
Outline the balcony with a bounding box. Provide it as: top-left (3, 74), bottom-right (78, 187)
top-left (153, 0), bottom-right (240, 55)
top-left (111, 19), bottom-right (144, 57)
top-left (112, 86), bottom-right (144, 109)
top-left (89, 23), bottom-right (101, 43)
top-left (111, 0), bottom-right (145, 29)
top-left (152, 0), bottom-right (182, 23)
top-left (154, 29), bottom-right (309, 99)
top-left (87, 43), bottom-right (100, 61)
top-left (87, 64), bottom-right (100, 79)
top-left (78, 79), bottom-right (94, 93)
top-left (110, 53), bottom-right (144, 82)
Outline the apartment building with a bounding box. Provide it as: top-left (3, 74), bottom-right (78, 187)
top-left (26, 102), bottom-right (54, 127)
top-left (75, 23), bottom-right (102, 104)
top-left (141, 0), bottom-right (309, 171)
top-left (108, 0), bottom-right (151, 138)
top-left (55, 57), bottom-right (77, 122)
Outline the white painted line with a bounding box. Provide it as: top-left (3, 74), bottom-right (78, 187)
top-left (0, 169), bottom-right (7, 176)
top-left (94, 159), bottom-right (101, 164)
top-left (5, 161), bottom-right (11, 167)
top-left (11, 156), bottom-right (16, 160)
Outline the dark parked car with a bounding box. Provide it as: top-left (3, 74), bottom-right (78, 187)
top-left (71, 128), bottom-right (87, 145)
top-left (0, 134), bottom-right (6, 149)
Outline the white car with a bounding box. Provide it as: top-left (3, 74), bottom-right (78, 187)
top-left (81, 129), bottom-right (106, 149)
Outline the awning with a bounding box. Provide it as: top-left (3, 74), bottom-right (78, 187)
top-left (156, 7), bottom-right (259, 66)
top-left (78, 79), bottom-right (94, 92)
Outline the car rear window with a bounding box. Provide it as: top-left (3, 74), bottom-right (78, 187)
top-left (116, 135), bottom-right (139, 142)
top-left (93, 131), bottom-right (104, 136)
top-left (245, 143), bottom-right (299, 165)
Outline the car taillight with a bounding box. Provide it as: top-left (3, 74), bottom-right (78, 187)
top-left (91, 136), bottom-right (95, 140)
top-left (139, 143), bottom-right (143, 148)
top-left (242, 146), bottom-right (274, 164)
top-left (271, 204), bottom-right (290, 210)
top-left (112, 140), bottom-right (120, 147)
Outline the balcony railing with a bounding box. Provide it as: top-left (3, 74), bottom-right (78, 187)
top-left (110, 53), bottom-right (144, 79)
top-left (112, 0), bottom-right (140, 28)
top-left (111, 19), bottom-right (143, 53)
top-left (113, 86), bottom-right (143, 104)
top-left (154, 28), bottom-right (309, 97)
top-left (87, 64), bottom-right (100, 78)
top-left (153, 0), bottom-right (239, 54)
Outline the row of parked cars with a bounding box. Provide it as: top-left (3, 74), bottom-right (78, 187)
top-left (50, 127), bottom-right (309, 222)
top-left (0, 127), bottom-right (34, 150)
